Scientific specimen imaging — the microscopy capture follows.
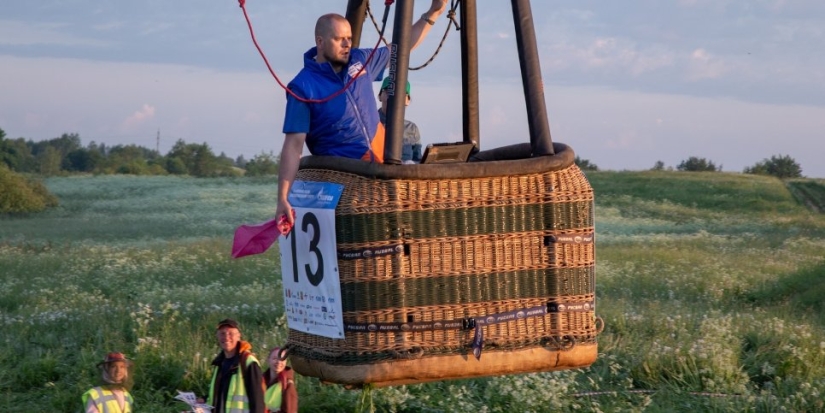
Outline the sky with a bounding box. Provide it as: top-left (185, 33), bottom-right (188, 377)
top-left (2, 1), bottom-right (825, 177)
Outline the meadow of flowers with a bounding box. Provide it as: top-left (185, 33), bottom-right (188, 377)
top-left (1, 172), bottom-right (824, 412)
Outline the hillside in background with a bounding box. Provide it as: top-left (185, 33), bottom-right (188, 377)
top-left (587, 171), bottom-right (825, 322)
top-left (589, 170), bottom-right (812, 215)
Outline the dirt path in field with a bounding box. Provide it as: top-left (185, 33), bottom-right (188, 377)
top-left (786, 182), bottom-right (823, 214)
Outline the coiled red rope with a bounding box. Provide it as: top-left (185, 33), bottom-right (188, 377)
top-left (238, 0), bottom-right (390, 104)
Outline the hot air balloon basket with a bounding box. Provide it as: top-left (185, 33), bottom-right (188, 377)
top-left (286, 143), bottom-right (600, 386)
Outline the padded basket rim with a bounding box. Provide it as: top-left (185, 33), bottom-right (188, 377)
top-left (290, 342), bottom-right (598, 387)
top-left (299, 142), bottom-right (575, 180)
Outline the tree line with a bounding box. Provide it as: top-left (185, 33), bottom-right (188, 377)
top-left (3, 128), bottom-right (803, 180)
top-left (0, 128), bottom-right (280, 178)
top-left (576, 155), bottom-right (803, 179)
top-left (0, 127), bottom-right (808, 214)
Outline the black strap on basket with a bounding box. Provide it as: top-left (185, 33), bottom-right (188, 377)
top-left (343, 300), bottom-right (595, 359)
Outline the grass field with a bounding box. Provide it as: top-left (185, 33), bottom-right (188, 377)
top-left (1, 172), bottom-right (825, 412)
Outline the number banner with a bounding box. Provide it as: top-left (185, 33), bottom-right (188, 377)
top-left (279, 181), bottom-right (345, 339)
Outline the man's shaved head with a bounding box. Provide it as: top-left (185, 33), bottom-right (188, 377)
top-left (315, 13), bottom-right (349, 39)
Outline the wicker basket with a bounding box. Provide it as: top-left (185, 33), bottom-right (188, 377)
top-left (286, 143), bottom-right (599, 386)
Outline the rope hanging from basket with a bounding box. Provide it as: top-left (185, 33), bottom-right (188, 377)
top-left (237, 0), bottom-right (392, 104)
top-left (366, 0), bottom-right (461, 70)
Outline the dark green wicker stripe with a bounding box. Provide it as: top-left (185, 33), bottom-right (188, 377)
top-left (340, 267), bottom-right (595, 312)
top-left (335, 201), bottom-right (593, 244)
top-left (543, 200), bottom-right (594, 230)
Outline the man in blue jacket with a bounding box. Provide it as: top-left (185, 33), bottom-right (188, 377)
top-left (276, 1), bottom-right (448, 226)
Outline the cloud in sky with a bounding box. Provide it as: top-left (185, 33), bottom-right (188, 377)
top-left (0, 20), bottom-right (110, 47)
top-left (139, 22), bottom-right (174, 37)
top-left (121, 104), bottom-right (156, 132)
top-left (687, 48), bottom-right (729, 80)
top-left (1, 1), bottom-right (825, 176)
top-left (91, 21), bottom-right (125, 31)
top-left (0, 54), bottom-right (282, 154)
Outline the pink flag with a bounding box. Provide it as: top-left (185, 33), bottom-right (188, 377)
top-left (232, 211), bottom-right (294, 258)
top-left (231, 218), bottom-right (280, 258)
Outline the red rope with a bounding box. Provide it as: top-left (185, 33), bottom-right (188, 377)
top-left (238, 0), bottom-right (388, 104)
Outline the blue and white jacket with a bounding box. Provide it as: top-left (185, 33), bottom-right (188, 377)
top-left (283, 46), bottom-right (389, 161)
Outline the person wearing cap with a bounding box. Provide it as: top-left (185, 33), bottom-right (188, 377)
top-left (206, 318), bottom-right (265, 413)
top-left (276, 0), bottom-right (448, 227)
top-left (82, 352), bottom-right (134, 413)
top-left (263, 346), bottom-right (298, 413)
top-left (378, 77), bottom-right (422, 164)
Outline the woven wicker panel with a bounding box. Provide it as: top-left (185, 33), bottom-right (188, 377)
top-left (289, 294), bottom-right (597, 364)
top-left (286, 155), bottom-right (598, 382)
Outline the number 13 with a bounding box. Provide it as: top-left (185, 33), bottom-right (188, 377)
top-left (286, 211), bottom-right (324, 286)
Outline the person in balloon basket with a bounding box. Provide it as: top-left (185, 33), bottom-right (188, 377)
top-left (378, 76), bottom-right (422, 164)
top-left (205, 318), bottom-right (265, 413)
top-left (275, 0), bottom-right (449, 228)
top-left (263, 346), bottom-right (298, 413)
top-left (82, 352), bottom-right (135, 413)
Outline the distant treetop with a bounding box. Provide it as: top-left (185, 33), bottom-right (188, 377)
top-left (677, 156), bottom-right (720, 172)
top-left (744, 154), bottom-right (802, 179)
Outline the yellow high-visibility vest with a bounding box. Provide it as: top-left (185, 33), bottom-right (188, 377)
top-left (207, 353), bottom-right (259, 412)
top-left (264, 381), bottom-right (283, 410)
top-left (81, 386), bottom-right (133, 413)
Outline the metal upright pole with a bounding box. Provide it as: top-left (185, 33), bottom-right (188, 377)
top-left (511, 0), bottom-right (554, 156)
top-left (461, 0), bottom-right (480, 149)
top-left (345, 0), bottom-right (368, 48)
top-left (384, 0), bottom-right (414, 165)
